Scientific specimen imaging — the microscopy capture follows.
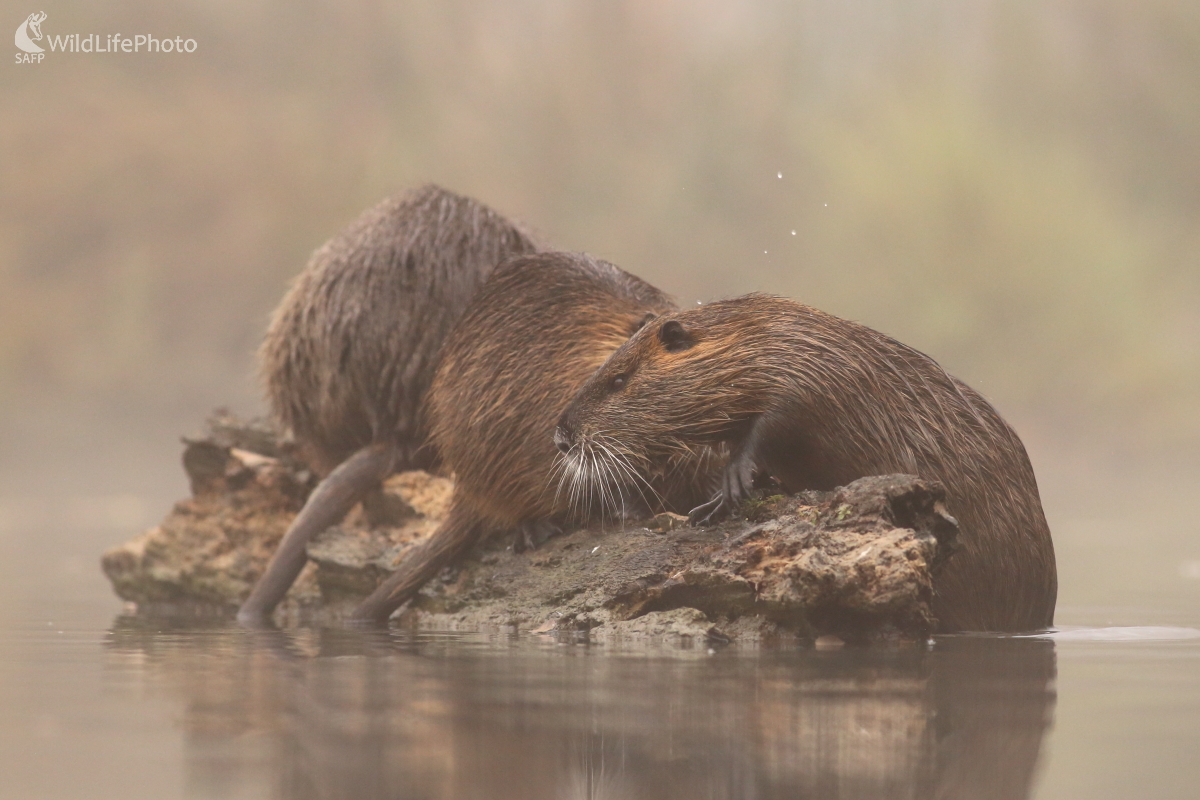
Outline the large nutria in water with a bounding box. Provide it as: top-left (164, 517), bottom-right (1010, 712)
top-left (238, 185), bottom-right (539, 623)
top-left (554, 294), bottom-right (1056, 633)
top-left (350, 252), bottom-right (719, 622)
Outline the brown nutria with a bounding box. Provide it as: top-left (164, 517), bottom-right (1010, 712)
top-left (238, 185), bottom-right (539, 624)
top-left (554, 294), bottom-right (1057, 633)
top-left (349, 252), bottom-right (719, 622)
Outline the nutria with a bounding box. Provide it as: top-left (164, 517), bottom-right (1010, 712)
top-left (554, 294), bottom-right (1057, 633)
top-left (238, 185), bottom-right (539, 623)
top-left (349, 252), bottom-right (719, 622)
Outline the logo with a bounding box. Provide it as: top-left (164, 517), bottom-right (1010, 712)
top-left (15, 10), bottom-right (46, 53)
top-left (15, 11), bottom-right (198, 64)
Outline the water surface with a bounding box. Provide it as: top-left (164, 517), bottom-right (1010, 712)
top-left (3, 597), bottom-right (1199, 800)
top-left (2, 452), bottom-right (1198, 799)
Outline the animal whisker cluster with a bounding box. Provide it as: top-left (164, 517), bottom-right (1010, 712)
top-left (552, 431), bottom-right (662, 521)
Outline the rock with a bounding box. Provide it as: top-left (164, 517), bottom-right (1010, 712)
top-left (646, 512), bottom-right (689, 533)
top-left (101, 410), bottom-right (449, 619)
top-left (102, 420), bottom-right (316, 611)
top-left (595, 607), bottom-right (723, 642)
top-left (102, 411), bottom-right (959, 639)
top-left (399, 474), bottom-right (955, 641)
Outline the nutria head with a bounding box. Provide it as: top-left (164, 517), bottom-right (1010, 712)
top-left (554, 296), bottom-right (789, 513)
top-left (426, 251), bottom-right (686, 526)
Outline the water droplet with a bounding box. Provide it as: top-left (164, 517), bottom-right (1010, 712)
top-left (791, 230), bottom-right (796, 235)
top-left (777, 172), bottom-right (782, 179)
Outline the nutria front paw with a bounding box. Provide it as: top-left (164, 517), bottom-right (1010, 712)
top-left (689, 451), bottom-right (756, 525)
top-left (688, 493), bottom-right (733, 526)
top-left (514, 519), bottom-right (562, 552)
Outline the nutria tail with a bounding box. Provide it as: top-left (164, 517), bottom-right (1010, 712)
top-left (237, 443), bottom-right (397, 624)
top-left (349, 500), bottom-right (488, 624)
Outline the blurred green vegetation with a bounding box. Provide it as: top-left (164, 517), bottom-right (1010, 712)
top-left (1, 0), bottom-right (1197, 450)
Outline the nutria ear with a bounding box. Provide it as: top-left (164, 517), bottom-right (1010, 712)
top-left (633, 312), bottom-right (658, 334)
top-left (658, 320), bottom-right (694, 352)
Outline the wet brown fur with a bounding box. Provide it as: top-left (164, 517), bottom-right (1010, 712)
top-left (350, 252), bottom-right (719, 621)
top-left (240, 185), bottom-right (538, 623)
top-left (260, 184), bottom-right (539, 475)
top-left (557, 294), bottom-right (1057, 633)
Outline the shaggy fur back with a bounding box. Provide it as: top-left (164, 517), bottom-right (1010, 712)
top-left (260, 185), bottom-right (539, 474)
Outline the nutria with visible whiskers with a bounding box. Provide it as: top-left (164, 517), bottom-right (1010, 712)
top-left (238, 185), bottom-right (539, 624)
top-left (350, 252), bottom-right (719, 622)
top-left (554, 294), bottom-right (1056, 633)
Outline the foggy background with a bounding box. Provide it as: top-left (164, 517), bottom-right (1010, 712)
top-left (2, 0), bottom-right (1198, 624)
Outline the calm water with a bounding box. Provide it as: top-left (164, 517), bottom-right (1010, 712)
top-left (2, 598), bottom-right (1198, 800)
top-left (2, 448), bottom-right (1199, 800)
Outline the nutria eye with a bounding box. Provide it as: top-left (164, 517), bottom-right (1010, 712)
top-left (610, 375), bottom-right (627, 391)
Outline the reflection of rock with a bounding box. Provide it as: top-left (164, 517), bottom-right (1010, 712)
top-left (102, 412), bottom-right (957, 639)
top-left (105, 622), bottom-right (1055, 800)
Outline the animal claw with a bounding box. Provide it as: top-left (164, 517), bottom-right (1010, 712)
top-left (687, 493), bottom-right (728, 526)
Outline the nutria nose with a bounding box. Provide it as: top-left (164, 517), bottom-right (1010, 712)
top-left (553, 426), bottom-right (572, 454)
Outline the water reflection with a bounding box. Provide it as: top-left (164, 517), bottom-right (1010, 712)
top-left (106, 619), bottom-right (1055, 800)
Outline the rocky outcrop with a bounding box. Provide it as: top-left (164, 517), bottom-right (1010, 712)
top-left (102, 412), bottom-right (958, 640)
